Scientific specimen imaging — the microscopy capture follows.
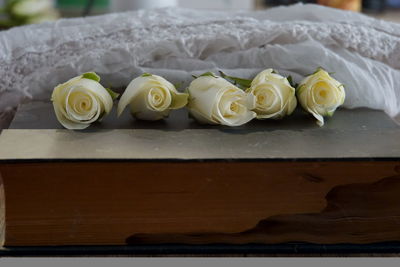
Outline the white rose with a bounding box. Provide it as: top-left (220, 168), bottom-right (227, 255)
top-left (51, 72), bottom-right (116, 130)
top-left (12, 0), bottom-right (54, 17)
top-left (117, 74), bottom-right (188, 120)
top-left (297, 68), bottom-right (345, 126)
top-left (247, 69), bottom-right (297, 119)
top-left (187, 74), bottom-right (256, 126)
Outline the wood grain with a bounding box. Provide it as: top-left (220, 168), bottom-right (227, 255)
top-left (128, 173), bottom-right (400, 244)
top-left (1, 161), bottom-right (400, 246)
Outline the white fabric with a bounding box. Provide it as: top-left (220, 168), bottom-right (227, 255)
top-left (1, 4), bottom-right (400, 129)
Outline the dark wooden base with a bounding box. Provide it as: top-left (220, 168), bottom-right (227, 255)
top-left (1, 160), bottom-right (400, 246)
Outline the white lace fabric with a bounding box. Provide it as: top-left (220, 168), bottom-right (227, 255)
top-left (1, 4), bottom-right (400, 129)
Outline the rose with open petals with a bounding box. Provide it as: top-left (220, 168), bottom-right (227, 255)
top-left (117, 74), bottom-right (188, 120)
top-left (187, 74), bottom-right (256, 126)
top-left (51, 72), bottom-right (116, 130)
top-left (297, 68), bottom-right (345, 126)
top-left (248, 69), bottom-right (297, 119)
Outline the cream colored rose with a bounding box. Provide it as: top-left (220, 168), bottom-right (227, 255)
top-left (117, 74), bottom-right (188, 120)
top-left (248, 69), bottom-right (297, 119)
top-left (10, 0), bottom-right (60, 24)
top-left (51, 72), bottom-right (115, 130)
top-left (187, 74), bottom-right (256, 126)
top-left (297, 68), bottom-right (345, 126)
top-left (12, 0), bottom-right (53, 17)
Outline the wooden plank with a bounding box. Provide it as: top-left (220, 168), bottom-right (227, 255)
top-left (1, 161), bottom-right (400, 246)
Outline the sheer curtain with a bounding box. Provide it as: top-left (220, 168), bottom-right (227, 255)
top-left (1, 4), bottom-right (400, 129)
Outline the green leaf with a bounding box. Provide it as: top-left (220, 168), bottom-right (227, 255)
top-left (271, 69), bottom-right (278, 74)
top-left (82, 72), bottom-right (100, 82)
top-left (105, 88), bottom-right (120, 101)
top-left (219, 71), bottom-right (252, 90)
top-left (287, 75), bottom-right (293, 84)
top-left (287, 75), bottom-right (294, 86)
top-left (287, 75), bottom-right (298, 89)
top-left (141, 73), bottom-right (152, 77)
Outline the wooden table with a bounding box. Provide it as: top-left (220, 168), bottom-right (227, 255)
top-left (1, 101), bottom-right (400, 255)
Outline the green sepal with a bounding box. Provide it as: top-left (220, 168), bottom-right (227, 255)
top-left (82, 72), bottom-right (101, 82)
top-left (199, 72), bottom-right (218, 78)
top-left (326, 111), bottom-right (335, 117)
top-left (105, 88), bottom-right (120, 101)
top-left (192, 72), bottom-right (218, 80)
top-left (141, 73), bottom-right (152, 77)
top-left (219, 71), bottom-right (252, 90)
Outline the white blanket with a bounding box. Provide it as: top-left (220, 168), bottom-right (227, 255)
top-left (1, 4), bottom-right (400, 129)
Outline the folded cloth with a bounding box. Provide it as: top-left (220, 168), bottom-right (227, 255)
top-left (1, 3), bottom-right (400, 129)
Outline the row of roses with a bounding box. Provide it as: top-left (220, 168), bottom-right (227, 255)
top-left (51, 68), bottom-right (345, 130)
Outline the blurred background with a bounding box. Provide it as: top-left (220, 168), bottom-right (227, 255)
top-left (0, 0), bottom-right (399, 29)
